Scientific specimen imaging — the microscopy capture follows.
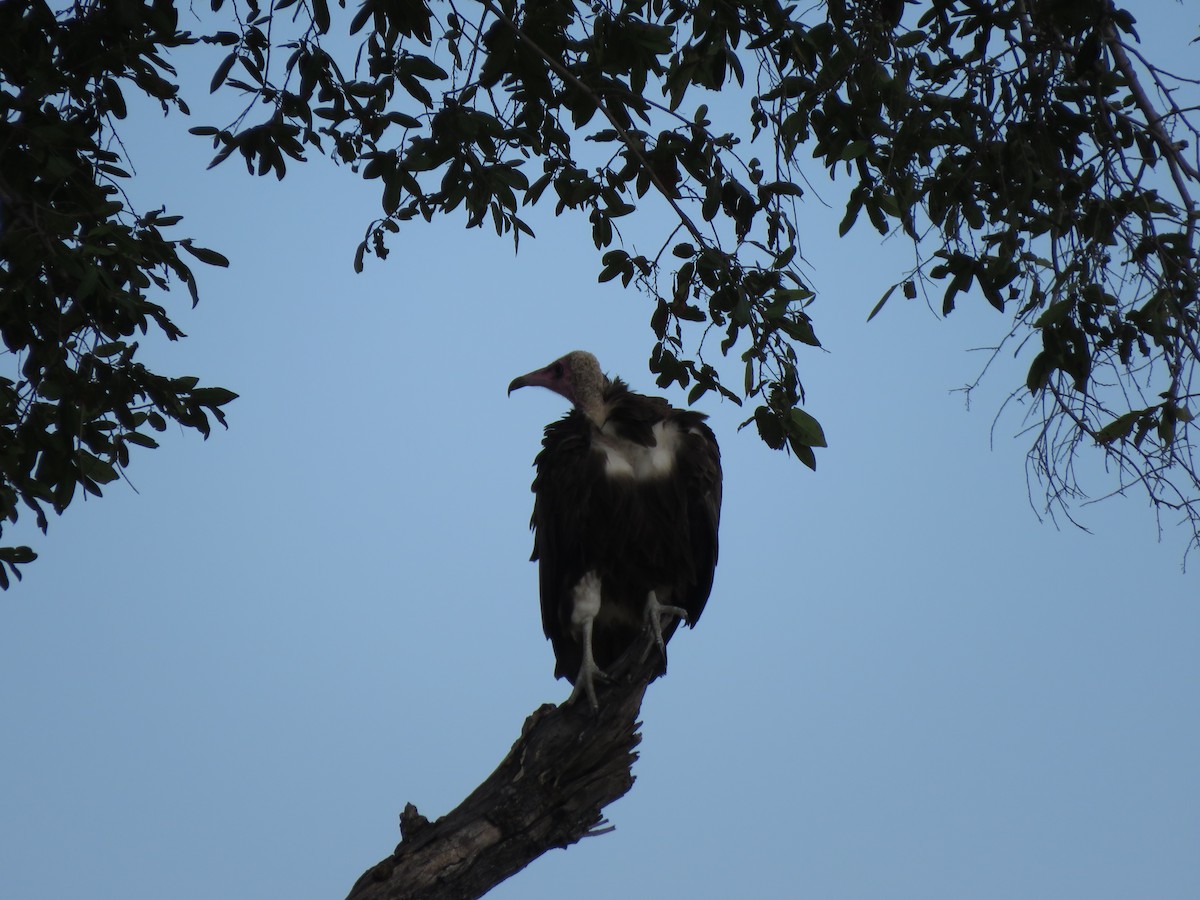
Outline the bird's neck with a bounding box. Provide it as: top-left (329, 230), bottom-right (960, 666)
top-left (575, 379), bottom-right (609, 427)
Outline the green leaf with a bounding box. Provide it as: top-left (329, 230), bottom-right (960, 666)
top-left (78, 452), bottom-right (119, 485)
top-left (311, 0), bottom-right (330, 33)
top-left (774, 288), bottom-right (814, 303)
top-left (868, 284), bottom-right (898, 322)
top-left (406, 57), bottom-right (448, 81)
top-left (780, 315), bottom-right (820, 346)
top-left (1095, 411), bottom-right (1140, 445)
top-left (181, 243), bottom-right (230, 267)
top-left (1034, 299), bottom-right (1074, 328)
top-left (762, 180), bottom-right (803, 197)
top-left (787, 407), bottom-right (827, 448)
top-left (124, 432), bottom-right (159, 449)
top-left (1026, 352), bottom-right (1053, 393)
top-left (839, 188), bottom-right (864, 237)
top-left (211, 52), bottom-right (236, 93)
top-left (788, 438), bottom-right (817, 471)
top-left (190, 387), bottom-right (239, 407)
top-left (840, 140), bottom-right (871, 161)
top-left (349, 2), bottom-right (372, 34)
top-left (0, 546), bottom-right (38, 565)
top-left (93, 341), bottom-right (125, 357)
top-left (598, 264), bottom-right (622, 283)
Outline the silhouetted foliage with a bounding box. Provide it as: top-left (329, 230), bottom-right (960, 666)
top-left (3, 0), bottom-right (1199, 583)
top-left (0, 0), bottom-right (237, 585)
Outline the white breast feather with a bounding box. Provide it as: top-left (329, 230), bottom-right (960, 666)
top-left (596, 421), bottom-right (681, 480)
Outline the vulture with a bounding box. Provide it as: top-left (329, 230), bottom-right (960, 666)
top-left (508, 350), bottom-right (722, 707)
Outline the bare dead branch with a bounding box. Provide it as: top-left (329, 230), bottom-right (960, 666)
top-left (344, 640), bottom-right (667, 900)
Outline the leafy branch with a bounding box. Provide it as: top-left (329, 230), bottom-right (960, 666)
top-left (6, 1), bottom-right (1200, 582)
top-left (0, 0), bottom-right (238, 584)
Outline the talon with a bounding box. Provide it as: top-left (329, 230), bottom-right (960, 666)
top-left (566, 610), bottom-right (609, 711)
top-left (642, 589), bottom-right (688, 660)
top-left (567, 659), bottom-right (611, 711)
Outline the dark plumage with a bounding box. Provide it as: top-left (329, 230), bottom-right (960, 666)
top-left (509, 351), bottom-right (722, 706)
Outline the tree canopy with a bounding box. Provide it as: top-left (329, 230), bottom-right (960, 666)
top-left (2, 0), bottom-right (1199, 583)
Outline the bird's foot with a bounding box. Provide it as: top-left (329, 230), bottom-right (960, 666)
top-left (567, 657), bottom-right (612, 711)
top-left (641, 590), bottom-right (689, 661)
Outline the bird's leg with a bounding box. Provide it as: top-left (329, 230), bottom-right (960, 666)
top-left (641, 589), bottom-right (689, 661)
top-left (567, 615), bottom-right (611, 710)
top-left (567, 571), bottom-right (610, 710)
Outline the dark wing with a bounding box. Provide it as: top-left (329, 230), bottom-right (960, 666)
top-left (600, 378), bottom-right (672, 445)
top-left (673, 411), bottom-right (722, 627)
top-left (528, 410), bottom-right (603, 680)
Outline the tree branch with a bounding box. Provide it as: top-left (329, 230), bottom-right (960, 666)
top-left (477, 0), bottom-right (710, 249)
top-left (344, 640), bottom-right (666, 900)
top-left (1107, 30), bottom-right (1199, 218)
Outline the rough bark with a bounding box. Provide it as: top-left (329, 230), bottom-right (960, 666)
top-left (344, 639), bottom-right (664, 900)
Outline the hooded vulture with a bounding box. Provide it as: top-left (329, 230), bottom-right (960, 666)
top-left (509, 350), bottom-right (722, 707)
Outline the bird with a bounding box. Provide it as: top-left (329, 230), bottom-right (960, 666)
top-left (508, 350), bottom-right (722, 708)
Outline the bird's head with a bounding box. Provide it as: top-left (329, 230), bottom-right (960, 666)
top-left (509, 351), bottom-right (607, 423)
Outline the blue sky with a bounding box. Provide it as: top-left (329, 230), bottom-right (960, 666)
top-left (1, 5), bottom-right (1198, 899)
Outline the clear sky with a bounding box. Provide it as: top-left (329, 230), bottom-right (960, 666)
top-left (1, 5), bottom-right (1198, 900)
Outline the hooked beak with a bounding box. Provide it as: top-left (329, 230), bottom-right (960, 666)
top-left (507, 365), bottom-right (558, 396)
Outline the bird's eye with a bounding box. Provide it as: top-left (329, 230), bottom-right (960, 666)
top-left (552, 362), bottom-right (564, 378)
